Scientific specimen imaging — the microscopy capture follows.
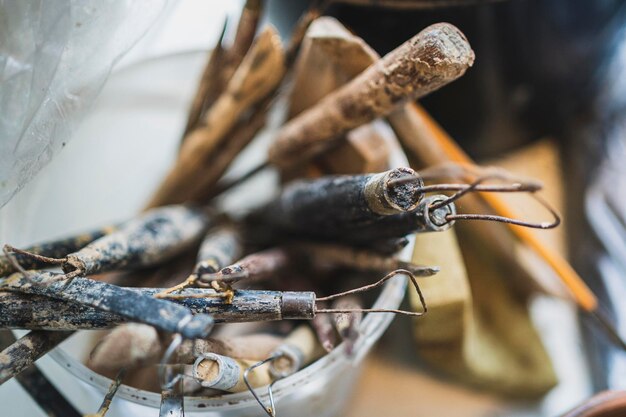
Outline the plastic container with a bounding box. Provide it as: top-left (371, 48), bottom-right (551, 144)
top-left (0, 51), bottom-right (413, 416)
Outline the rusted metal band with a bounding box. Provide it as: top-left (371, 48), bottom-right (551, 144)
top-left (364, 167), bottom-right (423, 215)
top-left (269, 344), bottom-right (304, 379)
top-left (280, 291), bottom-right (316, 319)
top-left (193, 353), bottom-right (240, 390)
top-left (420, 195), bottom-right (457, 232)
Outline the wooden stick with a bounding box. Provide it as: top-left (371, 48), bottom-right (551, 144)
top-left (196, 247), bottom-right (290, 287)
top-left (293, 242), bottom-right (439, 276)
top-left (147, 26), bottom-right (285, 208)
top-left (157, 225), bottom-right (243, 297)
top-left (288, 16), bottom-right (378, 119)
top-left (0, 225), bottom-right (116, 278)
top-left (10, 206), bottom-right (210, 277)
top-left (332, 296), bottom-right (362, 355)
top-left (0, 288), bottom-right (316, 328)
top-left (247, 191), bottom-right (455, 244)
top-left (89, 332), bottom-right (282, 372)
top-left (193, 353), bottom-right (272, 392)
top-left (0, 331), bottom-right (80, 416)
top-left (286, 17), bottom-right (393, 178)
top-left (247, 168), bottom-right (425, 235)
top-left (181, 20), bottom-right (228, 138)
top-left (268, 324), bottom-right (324, 378)
top-left (311, 303), bottom-right (336, 352)
top-left (1, 272), bottom-right (214, 339)
top-left (267, 22), bottom-right (474, 168)
top-left (182, 0), bottom-right (263, 140)
top-left (0, 330), bottom-right (72, 385)
top-left (194, 98), bottom-right (271, 203)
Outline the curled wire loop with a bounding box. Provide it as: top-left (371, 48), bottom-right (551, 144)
top-left (389, 163), bottom-right (561, 230)
top-left (316, 269), bottom-right (427, 317)
top-left (244, 354), bottom-right (282, 417)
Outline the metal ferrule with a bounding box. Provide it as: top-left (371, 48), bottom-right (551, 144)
top-left (280, 291), bottom-right (316, 319)
top-left (269, 344), bottom-right (305, 379)
top-left (420, 194), bottom-right (457, 232)
top-left (364, 168), bottom-right (423, 215)
top-left (193, 353), bottom-right (240, 390)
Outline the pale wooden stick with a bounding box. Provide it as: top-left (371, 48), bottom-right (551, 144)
top-left (181, 20), bottom-right (227, 138)
top-left (268, 22), bottom-right (474, 168)
top-left (288, 16), bottom-right (378, 119)
top-left (195, 97), bottom-right (271, 203)
top-left (182, 0), bottom-right (263, 139)
top-left (147, 26), bottom-right (285, 208)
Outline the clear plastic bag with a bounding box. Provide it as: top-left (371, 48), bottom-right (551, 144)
top-left (0, 0), bottom-right (166, 207)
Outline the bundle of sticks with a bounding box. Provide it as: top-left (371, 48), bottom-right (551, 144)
top-left (0, 2), bottom-right (564, 416)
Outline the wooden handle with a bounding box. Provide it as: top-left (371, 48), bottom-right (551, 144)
top-left (268, 22), bottom-right (474, 167)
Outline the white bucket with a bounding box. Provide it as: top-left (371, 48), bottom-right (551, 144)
top-left (0, 51), bottom-right (412, 416)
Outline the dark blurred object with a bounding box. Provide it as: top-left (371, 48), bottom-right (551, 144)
top-left (564, 1), bottom-right (626, 391)
top-left (329, 0), bottom-right (626, 158)
top-left (559, 391), bottom-right (626, 417)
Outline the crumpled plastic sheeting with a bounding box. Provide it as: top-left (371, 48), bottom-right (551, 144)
top-left (0, 0), bottom-right (166, 207)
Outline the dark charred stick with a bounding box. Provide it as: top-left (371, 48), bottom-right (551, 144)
top-left (335, 195), bottom-right (456, 243)
top-left (1, 270), bottom-right (426, 328)
top-left (268, 23), bottom-right (474, 168)
top-left (248, 193), bottom-right (454, 244)
top-left (247, 168), bottom-right (424, 232)
top-left (95, 225), bottom-right (242, 371)
top-left (239, 325), bottom-right (324, 415)
top-left (178, 334), bottom-right (283, 364)
top-left (0, 289), bottom-right (314, 328)
top-left (293, 242), bottom-right (439, 276)
top-left (0, 331), bottom-right (80, 417)
top-left (157, 225), bottom-right (243, 297)
top-left (7, 205), bottom-right (209, 279)
top-left (0, 225), bottom-right (116, 278)
top-left (85, 369), bottom-right (125, 417)
top-left (311, 303), bottom-right (336, 352)
top-left (0, 330), bottom-right (72, 385)
top-left (1, 272), bottom-right (214, 339)
top-left (332, 296), bottom-right (362, 356)
top-left (195, 227), bottom-right (243, 276)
